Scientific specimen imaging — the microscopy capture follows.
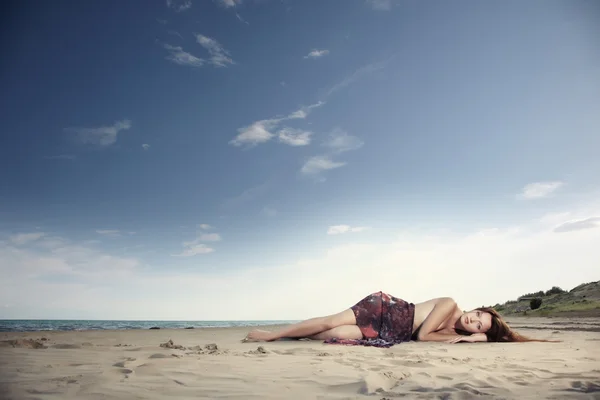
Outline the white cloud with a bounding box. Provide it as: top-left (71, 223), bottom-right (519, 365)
top-left (166, 0), bottom-right (192, 12)
top-left (176, 231), bottom-right (221, 257)
top-left (229, 119), bottom-right (278, 147)
top-left (174, 243), bottom-right (214, 257)
top-left (301, 156), bottom-right (346, 175)
top-left (520, 181), bottom-right (564, 199)
top-left (163, 44), bottom-right (204, 67)
top-left (327, 225), bottom-right (368, 235)
top-left (278, 128), bottom-right (312, 146)
top-left (142, 143), bottom-right (150, 150)
top-left (323, 128), bottom-right (363, 153)
top-left (230, 102), bottom-right (323, 147)
top-left (66, 119), bottom-right (131, 147)
top-left (554, 217), bottom-right (600, 233)
top-left (218, 0), bottom-right (242, 7)
top-left (195, 34), bottom-right (234, 67)
top-left (202, 233), bottom-right (221, 241)
top-left (198, 224), bottom-right (212, 230)
top-left (300, 128), bottom-right (363, 177)
top-left (10, 232), bottom-right (45, 246)
top-left (96, 230), bottom-right (120, 237)
top-left (304, 49), bottom-right (329, 59)
top-left (287, 101), bottom-right (324, 119)
top-left (366, 0), bottom-right (392, 10)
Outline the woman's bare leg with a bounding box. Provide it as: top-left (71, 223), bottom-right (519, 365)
top-left (308, 325), bottom-right (363, 340)
top-left (244, 309), bottom-right (357, 342)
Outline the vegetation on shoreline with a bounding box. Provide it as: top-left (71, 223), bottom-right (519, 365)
top-left (491, 281), bottom-right (600, 317)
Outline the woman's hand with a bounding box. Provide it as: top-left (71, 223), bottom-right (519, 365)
top-left (445, 335), bottom-right (464, 344)
top-left (445, 333), bottom-right (487, 343)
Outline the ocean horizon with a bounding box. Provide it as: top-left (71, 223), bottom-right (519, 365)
top-left (0, 319), bottom-right (300, 332)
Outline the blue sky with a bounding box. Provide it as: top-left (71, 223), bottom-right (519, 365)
top-left (1, 0), bottom-right (599, 320)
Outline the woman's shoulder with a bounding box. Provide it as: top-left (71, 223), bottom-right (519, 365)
top-left (414, 297), bottom-right (456, 307)
top-left (412, 297), bottom-right (458, 332)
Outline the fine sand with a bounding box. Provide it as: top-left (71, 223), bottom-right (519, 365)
top-left (1, 317), bottom-right (599, 399)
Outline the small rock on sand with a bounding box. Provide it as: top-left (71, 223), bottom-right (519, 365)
top-left (160, 339), bottom-right (186, 350)
top-left (149, 327), bottom-right (160, 330)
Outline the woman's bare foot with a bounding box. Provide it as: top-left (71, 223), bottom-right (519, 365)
top-left (242, 329), bottom-right (276, 342)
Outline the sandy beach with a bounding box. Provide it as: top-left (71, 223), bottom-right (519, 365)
top-left (1, 317), bottom-right (599, 400)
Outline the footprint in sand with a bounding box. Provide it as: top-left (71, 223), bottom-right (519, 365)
top-left (113, 358), bottom-right (137, 367)
top-left (116, 368), bottom-right (133, 375)
top-left (111, 357), bottom-right (137, 380)
top-left (389, 359), bottom-right (435, 368)
top-left (51, 344), bottom-right (81, 349)
top-left (149, 353), bottom-right (170, 359)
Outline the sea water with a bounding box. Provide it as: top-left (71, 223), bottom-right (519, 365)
top-left (0, 319), bottom-right (299, 332)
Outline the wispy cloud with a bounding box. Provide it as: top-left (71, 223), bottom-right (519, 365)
top-left (166, 0), bottom-right (192, 12)
top-left (221, 181), bottom-right (271, 210)
top-left (554, 217), bottom-right (600, 233)
top-left (198, 224), bottom-right (212, 230)
top-left (304, 49), bottom-right (329, 59)
top-left (163, 44), bottom-right (204, 67)
top-left (323, 128), bottom-right (364, 153)
top-left (195, 34), bottom-right (234, 67)
top-left (167, 30), bottom-right (184, 39)
top-left (230, 119), bottom-right (278, 147)
top-left (300, 128), bottom-right (363, 177)
top-left (185, 233), bottom-right (222, 243)
top-left (278, 128), bottom-right (312, 146)
top-left (10, 232), bottom-right (46, 246)
top-left (520, 181), bottom-right (564, 199)
top-left (96, 229), bottom-right (120, 237)
top-left (322, 62), bottom-right (386, 98)
top-left (366, 0), bottom-right (393, 11)
top-left (175, 231), bottom-right (221, 257)
top-left (287, 101), bottom-right (324, 119)
top-left (230, 102), bottom-right (323, 147)
top-left (66, 119), bottom-right (131, 147)
top-left (301, 156), bottom-right (346, 175)
top-left (235, 12), bottom-right (249, 25)
top-left (174, 243), bottom-right (214, 256)
top-left (327, 225), bottom-right (368, 235)
top-left (218, 0), bottom-right (242, 7)
top-left (142, 144), bottom-right (150, 150)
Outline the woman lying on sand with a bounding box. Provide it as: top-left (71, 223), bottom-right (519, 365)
top-left (243, 292), bottom-right (555, 347)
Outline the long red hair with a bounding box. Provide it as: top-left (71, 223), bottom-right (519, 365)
top-left (475, 307), bottom-right (561, 343)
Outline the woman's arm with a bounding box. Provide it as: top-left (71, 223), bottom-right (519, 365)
top-left (417, 297), bottom-right (458, 342)
top-left (445, 333), bottom-right (488, 343)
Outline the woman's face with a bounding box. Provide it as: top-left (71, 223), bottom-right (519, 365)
top-left (461, 310), bottom-right (492, 333)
